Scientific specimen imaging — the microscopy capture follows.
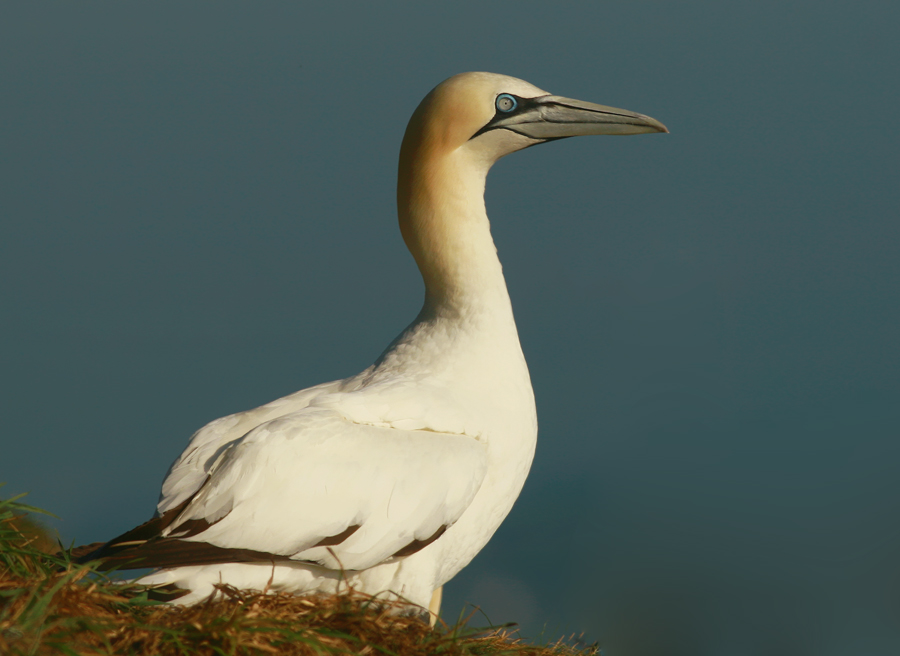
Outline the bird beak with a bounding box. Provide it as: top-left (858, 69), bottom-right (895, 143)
top-left (490, 95), bottom-right (668, 140)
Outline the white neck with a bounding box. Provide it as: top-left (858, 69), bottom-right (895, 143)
top-left (398, 148), bottom-right (512, 319)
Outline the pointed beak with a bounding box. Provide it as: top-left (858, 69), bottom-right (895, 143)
top-left (492, 95), bottom-right (668, 140)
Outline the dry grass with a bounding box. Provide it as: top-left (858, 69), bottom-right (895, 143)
top-left (0, 492), bottom-right (597, 656)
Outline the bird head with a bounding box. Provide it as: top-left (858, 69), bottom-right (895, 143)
top-left (401, 71), bottom-right (668, 169)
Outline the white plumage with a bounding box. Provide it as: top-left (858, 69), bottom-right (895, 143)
top-left (81, 72), bottom-right (666, 615)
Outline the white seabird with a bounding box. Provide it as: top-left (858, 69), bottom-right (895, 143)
top-left (78, 72), bottom-right (666, 617)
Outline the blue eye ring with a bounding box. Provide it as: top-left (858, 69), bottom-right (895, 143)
top-left (496, 93), bottom-right (517, 113)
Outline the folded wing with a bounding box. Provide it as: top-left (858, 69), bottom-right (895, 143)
top-left (83, 407), bottom-right (487, 572)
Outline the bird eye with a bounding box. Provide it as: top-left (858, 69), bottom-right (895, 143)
top-left (496, 94), bottom-right (517, 113)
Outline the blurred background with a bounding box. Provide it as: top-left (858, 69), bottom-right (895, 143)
top-left (2, 2), bottom-right (899, 654)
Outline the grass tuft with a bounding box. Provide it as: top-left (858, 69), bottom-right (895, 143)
top-left (0, 492), bottom-right (597, 655)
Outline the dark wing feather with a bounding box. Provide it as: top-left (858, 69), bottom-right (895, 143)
top-left (74, 493), bottom-right (197, 564)
top-left (74, 474), bottom-right (364, 571)
top-left (391, 525), bottom-right (448, 558)
top-left (75, 478), bottom-right (212, 564)
top-left (87, 537), bottom-right (295, 571)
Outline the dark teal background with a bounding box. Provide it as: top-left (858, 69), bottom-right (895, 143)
top-left (3, 2), bottom-right (899, 654)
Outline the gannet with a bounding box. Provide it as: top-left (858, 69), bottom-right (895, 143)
top-left (78, 72), bottom-right (666, 617)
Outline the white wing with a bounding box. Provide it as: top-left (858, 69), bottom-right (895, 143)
top-left (157, 379), bottom-right (343, 514)
top-left (161, 406), bottom-right (487, 570)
